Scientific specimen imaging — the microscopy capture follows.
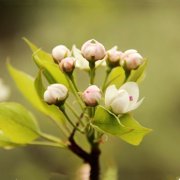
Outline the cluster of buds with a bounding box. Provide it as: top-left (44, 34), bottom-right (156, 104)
top-left (43, 39), bottom-right (145, 115)
top-left (52, 45), bottom-right (75, 74)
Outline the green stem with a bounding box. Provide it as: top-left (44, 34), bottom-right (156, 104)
top-left (65, 102), bottom-right (86, 127)
top-left (102, 67), bottom-right (112, 92)
top-left (65, 74), bottom-right (85, 109)
top-left (89, 62), bottom-right (95, 84)
top-left (60, 106), bottom-right (84, 134)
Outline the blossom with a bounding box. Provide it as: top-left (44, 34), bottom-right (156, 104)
top-left (105, 82), bottom-right (143, 115)
top-left (59, 57), bottom-right (76, 73)
top-left (82, 85), bottom-right (101, 107)
top-left (72, 45), bottom-right (106, 70)
top-left (81, 39), bottom-right (106, 62)
top-left (121, 49), bottom-right (144, 70)
top-left (0, 79), bottom-right (10, 102)
top-left (106, 46), bottom-right (123, 66)
top-left (52, 45), bottom-right (71, 63)
top-left (44, 84), bottom-right (68, 105)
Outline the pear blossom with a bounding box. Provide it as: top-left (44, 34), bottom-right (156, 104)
top-left (44, 84), bottom-right (68, 105)
top-left (106, 46), bottom-right (123, 66)
top-left (52, 45), bottom-right (71, 63)
top-left (0, 79), bottom-right (10, 102)
top-left (105, 82), bottom-right (143, 115)
top-left (59, 57), bottom-right (76, 73)
top-left (82, 85), bottom-right (101, 107)
top-left (121, 49), bottom-right (144, 70)
top-left (81, 39), bottom-right (106, 62)
top-left (72, 45), bottom-right (106, 70)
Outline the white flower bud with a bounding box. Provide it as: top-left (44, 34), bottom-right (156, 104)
top-left (105, 82), bottom-right (144, 115)
top-left (82, 85), bottom-right (101, 107)
top-left (81, 39), bottom-right (106, 62)
top-left (0, 79), bottom-right (10, 102)
top-left (106, 46), bottom-right (123, 66)
top-left (59, 57), bottom-right (76, 73)
top-left (44, 84), bottom-right (68, 105)
top-left (52, 45), bottom-right (71, 63)
top-left (121, 49), bottom-right (143, 70)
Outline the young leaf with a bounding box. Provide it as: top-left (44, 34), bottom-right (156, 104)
top-left (0, 102), bottom-right (40, 144)
top-left (126, 60), bottom-right (147, 83)
top-left (92, 106), bottom-right (132, 136)
top-left (105, 67), bottom-right (125, 89)
top-left (119, 114), bottom-right (152, 145)
top-left (92, 106), bottom-right (152, 145)
top-left (23, 38), bottom-right (69, 87)
top-left (23, 37), bottom-right (52, 62)
top-left (7, 63), bottom-right (66, 125)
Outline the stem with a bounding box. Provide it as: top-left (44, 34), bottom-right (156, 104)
top-left (89, 62), bottom-right (95, 84)
top-left (65, 74), bottom-right (85, 109)
top-left (89, 143), bottom-right (101, 180)
top-left (102, 67), bottom-right (112, 92)
top-left (60, 107), bottom-right (84, 134)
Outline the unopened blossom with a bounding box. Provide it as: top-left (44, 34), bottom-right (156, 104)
top-left (73, 45), bottom-right (106, 70)
top-left (121, 49), bottom-right (144, 70)
top-left (81, 39), bottom-right (106, 62)
top-left (44, 84), bottom-right (68, 105)
top-left (82, 85), bottom-right (101, 107)
top-left (59, 57), bottom-right (76, 73)
top-left (106, 46), bottom-right (123, 67)
top-left (0, 79), bottom-right (10, 102)
top-left (52, 45), bottom-right (71, 63)
top-left (105, 82), bottom-right (143, 115)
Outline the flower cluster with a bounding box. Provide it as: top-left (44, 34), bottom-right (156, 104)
top-left (45, 39), bottom-right (145, 116)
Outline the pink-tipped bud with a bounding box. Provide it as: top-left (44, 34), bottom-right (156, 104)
top-left (106, 46), bottom-right (123, 66)
top-left (44, 84), bottom-right (68, 105)
top-left (52, 45), bottom-right (71, 63)
top-left (59, 57), bottom-right (76, 73)
top-left (81, 39), bottom-right (106, 62)
top-left (82, 85), bottom-right (101, 107)
top-left (121, 49), bottom-right (143, 70)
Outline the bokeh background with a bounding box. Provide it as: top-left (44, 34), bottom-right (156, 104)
top-left (0, 0), bottom-right (180, 179)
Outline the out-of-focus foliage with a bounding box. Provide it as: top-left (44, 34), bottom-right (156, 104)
top-left (0, 0), bottom-right (180, 179)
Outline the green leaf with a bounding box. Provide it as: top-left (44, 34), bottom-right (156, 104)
top-left (23, 37), bottom-right (52, 61)
top-left (105, 67), bottom-right (125, 88)
top-left (92, 106), bottom-right (131, 136)
top-left (7, 63), bottom-right (66, 125)
top-left (119, 114), bottom-right (152, 145)
top-left (126, 60), bottom-right (147, 83)
top-left (0, 133), bottom-right (18, 149)
top-left (0, 102), bottom-right (40, 144)
top-left (23, 38), bottom-right (69, 87)
top-left (92, 106), bottom-right (152, 145)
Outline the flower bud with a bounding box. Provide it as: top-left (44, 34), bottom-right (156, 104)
top-left (121, 49), bottom-right (143, 70)
top-left (82, 85), bottom-right (101, 107)
top-left (59, 57), bottom-right (76, 73)
top-left (52, 45), bottom-right (71, 63)
top-left (106, 46), bottom-right (123, 67)
top-left (81, 39), bottom-right (106, 62)
top-left (44, 84), bottom-right (68, 105)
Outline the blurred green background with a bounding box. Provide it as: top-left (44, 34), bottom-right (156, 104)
top-left (0, 0), bottom-right (180, 179)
